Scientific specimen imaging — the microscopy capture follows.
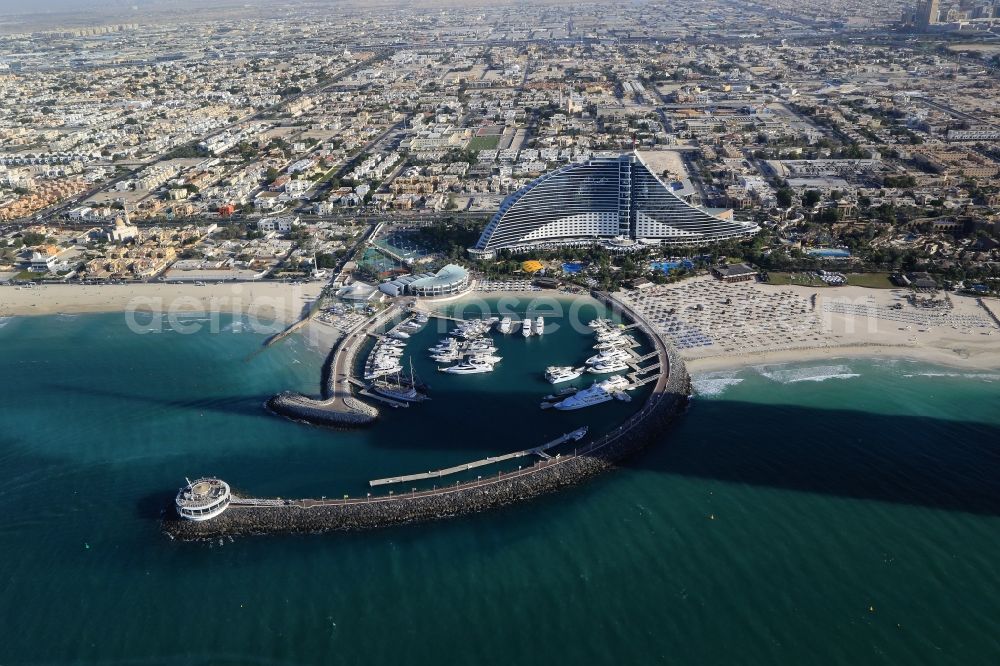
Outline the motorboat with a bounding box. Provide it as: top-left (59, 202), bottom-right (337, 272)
top-left (440, 359), bottom-right (496, 374)
top-left (545, 366), bottom-right (584, 384)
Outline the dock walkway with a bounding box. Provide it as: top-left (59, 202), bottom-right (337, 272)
top-left (368, 427), bottom-right (588, 487)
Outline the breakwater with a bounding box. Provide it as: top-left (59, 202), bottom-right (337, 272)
top-left (164, 295), bottom-right (691, 540)
top-left (266, 304), bottom-right (405, 427)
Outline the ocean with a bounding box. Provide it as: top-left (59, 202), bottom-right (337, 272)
top-left (1, 308), bottom-right (999, 665)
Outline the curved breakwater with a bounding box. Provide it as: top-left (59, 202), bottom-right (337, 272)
top-left (164, 294), bottom-right (691, 540)
top-left (266, 304), bottom-right (407, 427)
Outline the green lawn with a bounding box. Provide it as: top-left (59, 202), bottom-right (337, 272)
top-left (467, 135), bottom-right (501, 151)
top-left (845, 272), bottom-right (896, 289)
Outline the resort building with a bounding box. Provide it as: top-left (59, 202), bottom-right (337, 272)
top-left (469, 153), bottom-right (759, 259)
top-left (405, 264), bottom-right (470, 297)
top-left (379, 264), bottom-right (470, 298)
top-left (711, 263), bottom-right (759, 283)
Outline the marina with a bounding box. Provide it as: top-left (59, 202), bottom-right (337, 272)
top-left (168, 290), bottom-right (680, 536)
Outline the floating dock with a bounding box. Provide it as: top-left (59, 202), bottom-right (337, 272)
top-left (368, 427), bottom-right (589, 487)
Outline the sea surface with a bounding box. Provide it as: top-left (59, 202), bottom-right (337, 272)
top-left (1, 306), bottom-right (1000, 665)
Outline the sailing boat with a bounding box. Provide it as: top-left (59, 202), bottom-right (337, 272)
top-left (372, 359), bottom-right (429, 403)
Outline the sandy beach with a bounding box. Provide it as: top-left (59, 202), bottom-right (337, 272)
top-left (0, 281), bottom-right (324, 322)
top-left (615, 277), bottom-right (1000, 372)
top-left (4, 280), bottom-right (998, 372)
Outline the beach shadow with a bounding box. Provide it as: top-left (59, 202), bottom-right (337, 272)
top-left (626, 399), bottom-right (1000, 516)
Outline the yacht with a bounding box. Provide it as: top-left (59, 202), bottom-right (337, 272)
top-left (431, 351), bottom-right (461, 363)
top-left (521, 320), bottom-right (532, 337)
top-left (545, 366), bottom-right (584, 384)
top-left (596, 330), bottom-right (624, 343)
top-left (498, 316), bottom-right (512, 334)
top-left (588, 318), bottom-right (612, 329)
top-left (585, 348), bottom-right (631, 366)
top-left (587, 360), bottom-right (630, 374)
top-left (373, 363), bottom-right (427, 403)
top-left (594, 338), bottom-right (627, 351)
top-left (389, 330), bottom-right (410, 340)
top-left (599, 375), bottom-right (631, 392)
top-left (440, 359), bottom-right (495, 374)
top-left (554, 383), bottom-right (614, 410)
top-left (535, 316), bottom-right (545, 335)
top-left (468, 353), bottom-right (502, 364)
top-left (364, 363), bottom-right (403, 380)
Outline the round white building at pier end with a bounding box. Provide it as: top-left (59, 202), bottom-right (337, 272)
top-left (175, 478), bottom-right (231, 521)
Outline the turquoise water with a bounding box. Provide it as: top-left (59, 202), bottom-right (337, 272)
top-left (2, 310), bottom-right (1000, 664)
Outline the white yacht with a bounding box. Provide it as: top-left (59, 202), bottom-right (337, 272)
top-left (545, 366), bottom-right (584, 384)
top-left (554, 384), bottom-right (613, 410)
top-left (498, 316), bottom-right (512, 334)
top-left (440, 359), bottom-right (496, 374)
top-left (587, 360), bottom-right (630, 374)
top-left (535, 316), bottom-right (545, 335)
top-left (521, 320), bottom-right (532, 337)
top-left (599, 375), bottom-right (631, 392)
top-left (429, 339), bottom-right (457, 351)
top-left (585, 348), bottom-right (631, 366)
top-left (596, 330), bottom-right (624, 343)
top-left (364, 363), bottom-right (403, 380)
top-left (469, 353), bottom-right (502, 364)
top-left (594, 339), bottom-right (627, 351)
top-left (389, 330), bottom-right (410, 340)
top-left (431, 351), bottom-right (461, 363)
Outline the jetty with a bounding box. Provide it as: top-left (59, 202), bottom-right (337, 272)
top-left (368, 427), bottom-right (588, 487)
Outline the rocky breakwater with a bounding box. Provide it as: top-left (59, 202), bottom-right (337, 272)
top-left (165, 313), bottom-right (691, 541)
top-left (266, 304), bottom-right (403, 428)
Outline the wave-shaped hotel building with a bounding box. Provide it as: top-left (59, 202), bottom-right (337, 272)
top-left (469, 153), bottom-right (759, 259)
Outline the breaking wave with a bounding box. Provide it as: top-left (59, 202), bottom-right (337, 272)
top-left (755, 364), bottom-right (861, 384)
top-left (690, 371), bottom-right (745, 397)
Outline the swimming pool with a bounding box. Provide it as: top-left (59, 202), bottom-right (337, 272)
top-left (651, 260), bottom-right (695, 273)
top-left (807, 249), bottom-right (851, 258)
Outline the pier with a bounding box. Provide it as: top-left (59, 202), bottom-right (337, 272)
top-left (368, 427), bottom-right (588, 487)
